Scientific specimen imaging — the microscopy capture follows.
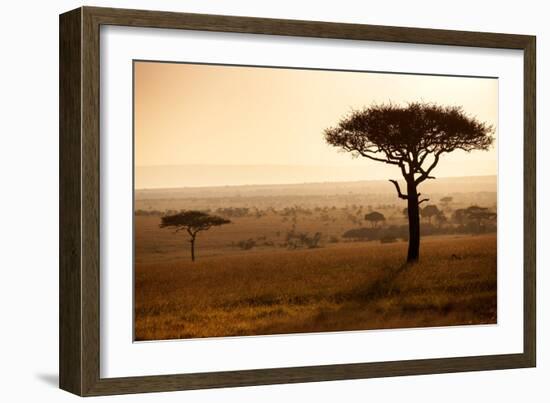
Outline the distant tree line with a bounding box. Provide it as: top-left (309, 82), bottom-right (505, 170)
top-left (343, 204), bottom-right (496, 242)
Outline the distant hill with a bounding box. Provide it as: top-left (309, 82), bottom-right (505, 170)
top-left (135, 163), bottom-right (496, 190)
top-left (136, 175), bottom-right (497, 200)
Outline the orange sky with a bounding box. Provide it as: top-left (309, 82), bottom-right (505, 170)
top-left (134, 61), bottom-right (497, 188)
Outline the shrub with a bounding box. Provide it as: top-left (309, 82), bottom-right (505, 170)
top-left (237, 239), bottom-right (256, 250)
top-left (284, 230), bottom-right (323, 249)
top-left (342, 227), bottom-right (379, 241)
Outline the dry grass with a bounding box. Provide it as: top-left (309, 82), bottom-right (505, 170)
top-left (134, 213), bottom-right (361, 265)
top-left (135, 233), bottom-right (496, 341)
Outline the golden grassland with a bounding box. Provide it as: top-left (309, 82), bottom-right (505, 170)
top-left (134, 213), bottom-right (362, 265)
top-left (135, 233), bottom-right (497, 341)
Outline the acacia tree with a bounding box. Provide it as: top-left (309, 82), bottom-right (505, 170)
top-left (364, 211), bottom-right (385, 228)
top-left (464, 205), bottom-right (497, 228)
top-left (421, 204), bottom-right (440, 224)
top-left (160, 210), bottom-right (230, 262)
top-left (325, 102), bottom-right (493, 263)
top-left (434, 211), bottom-right (447, 229)
top-left (440, 196), bottom-right (453, 207)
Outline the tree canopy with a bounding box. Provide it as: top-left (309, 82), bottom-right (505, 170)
top-left (324, 102), bottom-right (494, 186)
top-left (464, 206), bottom-right (497, 223)
top-left (160, 210), bottom-right (230, 233)
top-left (421, 205), bottom-right (441, 223)
top-left (364, 211), bottom-right (386, 227)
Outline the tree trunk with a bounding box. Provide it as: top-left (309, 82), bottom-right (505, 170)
top-left (190, 236), bottom-right (196, 262)
top-left (406, 180), bottom-right (420, 263)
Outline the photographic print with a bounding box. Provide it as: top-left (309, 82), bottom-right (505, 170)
top-left (133, 61), bottom-right (497, 341)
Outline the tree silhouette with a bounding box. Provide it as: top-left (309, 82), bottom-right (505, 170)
top-left (160, 210), bottom-right (230, 262)
top-left (364, 211), bottom-right (385, 228)
top-left (325, 102), bottom-right (493, 262)
top-left (421, 204), bottom-right (440, 224)
top-left (440, 196), bottom-right (453, 212)
top-left (434, 211), bottom-right (447, 229)
top-left (464, 205), bottom-right (497, 228)
top-left (453, 208), bottom-right (468, 225)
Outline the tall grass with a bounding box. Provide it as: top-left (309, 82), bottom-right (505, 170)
top-left (135, 234), bottom-right (496, 341)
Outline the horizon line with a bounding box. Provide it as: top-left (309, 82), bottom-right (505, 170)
top-left (135, 174), bottom-right (497, 192)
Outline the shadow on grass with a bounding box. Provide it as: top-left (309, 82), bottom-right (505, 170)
top-left (332, 262), bottom-right (411, 303)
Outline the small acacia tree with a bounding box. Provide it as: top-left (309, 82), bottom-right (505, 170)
top-left (464, 205), bottom-right (497, 228)
top-left (160, 210), bottom-right (230, 262)
top-left (434, 211), bottom-right (447, 229)
top-left (325, 102), bottom-right (493, 263)
top-left (364, 211), bottom-right (385, 228)
top-left (421, 205), bottom-right (440, 224)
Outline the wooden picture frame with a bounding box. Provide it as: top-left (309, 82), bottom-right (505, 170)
top-left (59, 6), bottom-right (536, 396)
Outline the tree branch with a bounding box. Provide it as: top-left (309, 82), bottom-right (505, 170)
top-left (418, 198), bottom-right (429, 205)
top-left (416, 151), bottom-right (442, 184)
top-left (358, 150), bottom-right (401, 165)
top-left (389, 179), bottom-right (408, 200)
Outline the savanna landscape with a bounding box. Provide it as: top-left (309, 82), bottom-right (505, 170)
top-left (133, 61), bottom-right (498, 341)
top-left (134, 177), bottom-right (497, 340)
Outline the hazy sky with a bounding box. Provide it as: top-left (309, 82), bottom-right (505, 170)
top-left (134, 61), bottom-right (497, 188)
